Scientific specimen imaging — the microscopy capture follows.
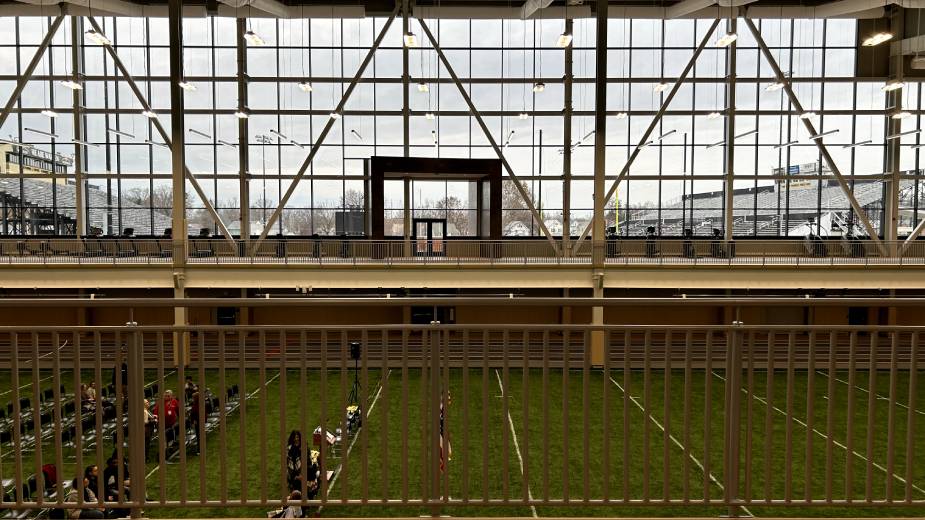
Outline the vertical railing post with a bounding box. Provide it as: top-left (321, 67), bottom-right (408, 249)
top-left (724, 320), bottom-right (744, 516)
top-left (429, 321), bottom-right (442, 515)
top-left (125, 321), bottom-right (146, 518)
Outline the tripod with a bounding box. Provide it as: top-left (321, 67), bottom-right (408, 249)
top-left (347, 356), bottom-right (360, 406)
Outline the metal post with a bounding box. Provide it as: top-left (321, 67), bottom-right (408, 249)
top-left (743, 18), bottom-right (885, 252)
top-left (562, 17), bottom-right (574, 255)
top-left (253, 7), bottom-right (399, 246)
top-left (589, 1), bottom-right (607, 366)
top-left (168, 0), bottom-right (189, 367)
top-left (723, 16), bottom-right (737, 242)
top-left (237, 18), bottom-right (251, 243)
top-left (575, 18), bottom-right (721, 245)
top-left (402, 0), bottom-right (412, 256)
top-left (417, 18), bottom-right (559, 250)
top-left (725, 320), bottom-right (743, 516)
top-left (125, 323), bottom-right (146, 518)
top-left (71, 14), bottom-right (86, 236)
top-left (85, 16), bottom-right (235, 246)
top-left (886, 6), bottom-right (904, 249)
top-left (0, 15), bottom-right (65, 130)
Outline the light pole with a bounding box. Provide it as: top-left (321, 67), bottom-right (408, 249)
top-left (255, 134), bottom-right (272, 229)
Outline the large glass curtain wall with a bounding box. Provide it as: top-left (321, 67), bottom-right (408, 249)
top-left (0, 13), bottom-right (917, 237)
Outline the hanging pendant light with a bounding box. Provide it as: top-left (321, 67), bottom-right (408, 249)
top-left (532, 82), bottom-right (546, 93)
top-left (244, 30), bottom-right (266, 46)
top-left (298, 82), bottom-right (313, 93)
top-left (653, 82), bottom-right (669, 93)
top-left (85, 28), bottom-right (112, 46)
top-left (556, 30), bottom-right (573, 48)
top-left (59, 80), bottom-right (82, 90)
top-left (178, 81), bottom-right (197, 91)
top-left (40, 109), bottom-right (59, 118)
top-left (403, 31), bottom-right (418, 47)
top-left (141, 109), bottom-right (158, 118)
top-left (882, 79), bottom-right (906, 92)
top-left (417, 82), bottom-right (430, 93)
top-left (714, 32), bottom-right (737, 48)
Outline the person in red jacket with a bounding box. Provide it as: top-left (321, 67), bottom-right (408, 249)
top-left (153, 389), bottom-right (180, 443)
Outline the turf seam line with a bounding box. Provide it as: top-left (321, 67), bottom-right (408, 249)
top-left (711, 371), bottom-right (925, 498)
top-left (814, 370), bottom-right (925, 417)
top-left (493, 369), bottom-right (539, 518)
top-left (607, 375), bottom-right (755, 518)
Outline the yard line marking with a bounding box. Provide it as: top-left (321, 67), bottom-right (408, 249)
top-left (814, 370), bottom-right (925, 417)
top-left (494, 370), bottom-right (538, 518)
top-left (144, 370), bottom-right (278, 480)
top-left (711, 371), bottom-right (925, 497)
top-left (0, 375), bottom-right (54, 398)
top-left (608, 376), bottom-right (755, 518)
top-left (316, 369), bottom-right (389, 513)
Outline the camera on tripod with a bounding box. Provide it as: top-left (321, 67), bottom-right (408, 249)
top-left (346, 341), bottom-right (363, 433)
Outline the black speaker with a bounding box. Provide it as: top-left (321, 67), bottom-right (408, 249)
top-left (349, 341), bottom-right (361, 361)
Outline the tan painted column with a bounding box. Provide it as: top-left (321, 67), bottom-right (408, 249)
top-left (588, 0), bottom-right (608, 366)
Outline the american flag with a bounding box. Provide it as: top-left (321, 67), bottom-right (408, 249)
top-left (438, 394), bottom-right (451, 474)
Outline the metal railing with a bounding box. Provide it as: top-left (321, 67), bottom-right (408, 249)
top-left (0, 322), bottom-right (923, 515)
top-left (1, 237), bottom-right (925, 267)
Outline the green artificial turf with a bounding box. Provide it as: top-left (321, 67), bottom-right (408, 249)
top-left (2, 366), bottom-right (925, 518)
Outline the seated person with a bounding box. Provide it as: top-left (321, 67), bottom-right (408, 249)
top-left (103, 457), bottom-right (130, 501)
top-left (62, 477), bottom-right (106, 519)
top-left (281, 490), bottom-right (303, 518)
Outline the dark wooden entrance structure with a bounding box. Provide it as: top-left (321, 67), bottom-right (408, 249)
top-left (367, 156), bottom-right (502, 241)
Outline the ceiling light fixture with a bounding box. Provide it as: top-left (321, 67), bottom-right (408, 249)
top-left (350, 129), bottom-right (364, 142)
top-left (862, 32), bottom-right (893, 46)
top-left (773, 140), bottom-right (799, 149)
top-left (403, 31), bottom-right (418, 48)
top-left (71, 139), bottom-right (100, 148)
top-left (144, 139), bottom-right (168, 148)
top-left (218, 139), bottom-right (236, 148)
top-left (714, 32), bottom-right (737, 47)
top-left (431, 129), bottom-right (438, 147)
top-left (533, 82), bottom-right (546, 93)
top-left (330, 112), bottom-right (341, 120)
top-left (59, 80), bottom-right (82, 90)
top-left (189, 128), bottom-right (212, 139)
top-left (503, 129), bottom-right (515, 148)
top-left (141, 109), bottom-right (158, 118)
top-left (765, 81), bottom-right (785, 92)
top-left (882, 79), bottom-right (906, 92)
top-left (518, 112), bottom-right (529, 120)
top-left (40, 109), bottom-right (58, 118)
top-left (297, 82), bottom-right (313, 93)
top-left (556, 30), bottom-right (573, 48)
top-left (426, 112), bottom-right (436, 120)
top-left (886, 128), bottom-right (921, 140)
top-left (269, 129), bottom-right (289, 141)
top-left (707, 111), bottom-right (722, 120)
top-left (706, 139), bottom-right (725, 149)
top-left (735, 129), bottom-right (758, 139)
top-left (657, 129), bottom-right (677, 141)
top-left (809, 129), bottom-right (840, 140)
top-left (417, 82), bottom-right (429, 93)
top-left (892, 111), bottom-right (913, 120)
top-left (800, 112), bottom-right (816, 120)
top-left (653, 82), bottom-right (669, 93)
top-left (615, 112), bottom-right (628, 120)
top-left (244, 30), bottom-right (266, 46)
top-left (234, 109), bottom-right (250, 119)
top-left (178, 81), bottom-right (197, 92)
top-left (107, 128), bottom-right (134, 139)
top-left (85, 28), bottom-right (112, 46)
top-left (25, 128), bottom-right (59, 138)
top-left (843, 140), bottom-right (872, 149)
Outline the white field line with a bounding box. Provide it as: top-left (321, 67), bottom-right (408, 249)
top-left (324, 368), bottom-right (390, 496)
top-left (711, 371), bottom-right (925, 497)
top-left (814, 370), bottom-right (925, 417)
top-left (494, 369), bottom-right (539, 518)
top-left (608, 376), bottom-right (755, 518)
top-left (144, 370), bottom-right (279, 480)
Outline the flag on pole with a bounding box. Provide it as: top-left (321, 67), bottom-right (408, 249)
top-left (439, 393), bottom-right (451, 473)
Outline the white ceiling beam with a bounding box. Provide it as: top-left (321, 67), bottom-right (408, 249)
top-left (217, 0), bottom-right (289, 18)
top-left (667, 0), bottom-right (717, 19)
top-left (13, 0), bottom-right (144, 17)
top-left (520, 0), bottom-right (554, 19)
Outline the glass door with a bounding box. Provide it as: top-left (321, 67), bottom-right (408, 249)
top-left (412, 218), bottom-right (447, 256)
